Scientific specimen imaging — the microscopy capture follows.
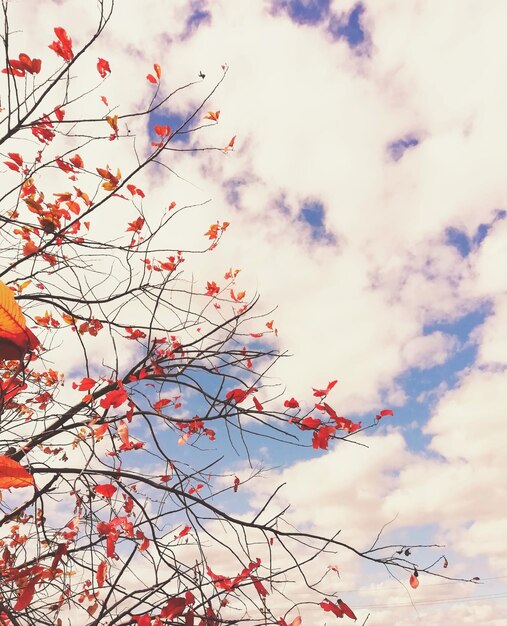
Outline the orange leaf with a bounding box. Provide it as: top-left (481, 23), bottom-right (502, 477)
top-left (204, 110), bottom-right (220, 122)
top-left (224, 135), bottom-right (236, 151)
top-left (0, 455), bottom-right (34, 489)
top-left (0, 280), bottom-right (39, 360)
top-left (22, 240), bottom-right (39, 256)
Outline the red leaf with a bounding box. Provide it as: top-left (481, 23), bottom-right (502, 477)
top-left (0, 455), bottom-right (34, 489)
top-left (320, 599), bottom-right (344, 618)
top-left (14, 581), bottom-right (36, 611)
top-left (313, 380), bottom-right (338, 398)
top-left (160, 597), bottom-right (186, 619)
top-left (56, 157), bottom-right (74, 173)
top-left (95, 483), bottom-right (117, 498)
top-left (100, 384), bottom-right (128, 409)
top-left (49, 27), bottom-right (74, 62)
top-left (175, 525), bottom-right (191, 539)
top-left (251, 575), bottom-right (268, 597)
top-left (253, 396), bottom-right (263, 411)
top-left (312, 426), bottom-right (336, 450)
top-left (97, 57), bottom-right (111, 78)
top-left (226, 387), bottom-right (256, 404)
top-left (300, 416), bottom-right (321, 430)
top-left (154, 398), bottom-right (170, 412)
top-left (77, 377), bottom-right (96, 391)
top-left (96, 559), bottom-right (107, 587)
top-left (284, 397), bottom-right (299, 409)
top-left (154, 125), bottom-right (170, 137)
top-left (233, 476), bottom-right (240, 492)
top-left (126, 217), bottom-right (145, 233)
top-left (4, 160), bottom-right (20, 172)
top-left (224, 135), bottom-right (236, 151)
top-left (54, 105), bottom-right (65, 121)
top-left (337, 599), bottom-right (356, 620)
top-left (8, 152), bottom-right (23, 166)
top-left (69, 154), bottom-right (84, 169)
top-left (0, 377), bottom-right (27, 404)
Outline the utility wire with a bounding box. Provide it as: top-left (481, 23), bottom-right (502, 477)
top-left (353, 592), bottom-right (507, 610)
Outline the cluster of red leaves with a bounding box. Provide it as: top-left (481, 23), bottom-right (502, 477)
top-left (153, 395), bottom-right (181, 414)
top-left (207, 558), bottom-right (267, 597)
top-left (205, 280), bottom-right (220, 296)
top-left (96, 513), bottom-right (148, 561)
top-left (74, 317), bottom-right (103, 337)
top-left (127, 184), bottom-right (145, 199)
top-left (117, 420), bottom-right (144, 452)
top-left (140, 252), bottom-right (184, 273)
top-left (132, 594), bottom-right (193, 626)
top-left (283, 381), bottom-right (373, 450)
top-left (100, 383), bottom-right (128, 410)
top-left (0, 554), bottom-right (64, 611)
top-left (126, 217), bottom-right (144, 233)
top-left (97, 166), bottom-right (121, 191)
top-left (176, 418), bottom-right (215, 446)
top-left (124, 327), bottom-right (146, 340)
top-left (146, 63), bottom-right (161, 84)
top-left (0, 377), bottom-right (27, 406)
top-left (4, 152), bottom-right (25, 173)
top-left (2, 53), bottom-right (41, 77)
top-left (320, 598), bottom-right (357, 620)
top-left (48, 27), bottom-right (73, 62)
top-left (204, 221), bottom-right (229, 241)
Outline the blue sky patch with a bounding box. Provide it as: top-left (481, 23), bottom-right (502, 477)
top-left (186, 7), bottom-right (211, 32)
top-left (445, 227), bottom-right (471, 257)
top-left (149, 109), bottom-right (191, 145)
top-left (298, 201), bottom-right (336, 243)
top-left (387, 135), bottom-right (419, 161)
top-left (328, 3), bottom-right (366, 48)
top-left (391, 307), bottom-right (489, 452)
top-left (274, 0), bottom-right (330, 24)
top-left (445, 209), bottom-right (506, 257)
top-left (181, 2), bottom-right (211, 39)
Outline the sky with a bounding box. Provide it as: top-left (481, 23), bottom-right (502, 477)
top-left (3, 0), bottom-right (507, 623)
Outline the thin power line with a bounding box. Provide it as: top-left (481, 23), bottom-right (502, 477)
top-left (335, 575), bottom-right (507, 593)
top-left (353, 592), bottom-right (507, 610)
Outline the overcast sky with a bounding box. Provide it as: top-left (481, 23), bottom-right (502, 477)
top-left (5, 0), bottom-right (507, 623)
